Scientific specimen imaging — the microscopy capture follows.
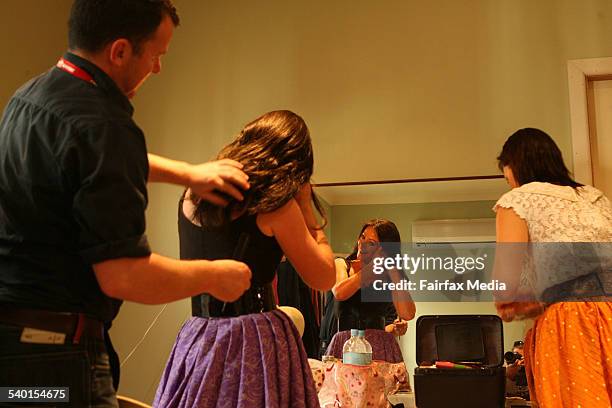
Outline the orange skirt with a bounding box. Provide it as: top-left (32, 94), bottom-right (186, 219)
top-left (524, 301), bottom-right (612, 408)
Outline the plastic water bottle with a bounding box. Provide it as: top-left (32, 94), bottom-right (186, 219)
top-left (342, 329), bottom-right (372, 366)
top-left (358, 329), bottom-right (372, 359)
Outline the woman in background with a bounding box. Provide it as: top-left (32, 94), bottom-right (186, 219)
top-left (154, 110), bottom-right (335, 408)
top-left (319, 295), bottom-right (405, 359)
top-left (493, 128), bottom-right (612, 407)
top-left (325, 219), bottom-right (416, 362)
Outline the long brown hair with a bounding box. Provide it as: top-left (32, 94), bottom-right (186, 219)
top-left (346, 219), bottom-right (401, 269)
top-left (193, 110), bottom-right (327, 227)
top-left (497, 128), bottom-right (582, 189)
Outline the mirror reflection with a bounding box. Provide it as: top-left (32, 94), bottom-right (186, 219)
top-left (313, 178), bottom-right (529, 389)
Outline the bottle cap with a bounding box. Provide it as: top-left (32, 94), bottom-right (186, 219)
top-left (351, 329), bottom-right (359, 337)
top-left (358, 330), bottom-right (366, 337)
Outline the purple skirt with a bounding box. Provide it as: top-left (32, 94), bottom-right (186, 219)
top-left (325, 329), bottom-right (404, 363)
top-left (154, 310), bottom-right (320, 408)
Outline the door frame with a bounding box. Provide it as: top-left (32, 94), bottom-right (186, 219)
top-left (567, 57), bottom-right (612, 185)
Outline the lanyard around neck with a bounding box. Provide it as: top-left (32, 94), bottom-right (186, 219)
top-left (56, 57), bottom-right (97, 86)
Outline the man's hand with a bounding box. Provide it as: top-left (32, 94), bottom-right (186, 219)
top-left (148, 154), bottom-right (249, 206)
top-left (208, 260), bottom-right (252, 302)
top-left (187, 159), bottom-right (250, 206)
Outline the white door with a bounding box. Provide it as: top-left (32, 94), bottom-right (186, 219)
top-left (591, 79), bottom-right (612, 197)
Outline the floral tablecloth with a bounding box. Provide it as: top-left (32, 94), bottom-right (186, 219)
top-left (309, 359), bottom-right (410, 408)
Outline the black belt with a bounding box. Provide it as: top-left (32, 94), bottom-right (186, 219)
top-left (231, 283), bottom-right (276, 316)
top-left (541, 270), bottom-right (611, 304)
top-left (0, 306), bottom-right (104, 343)
top-left (194, 283), bottom-right (276, 318)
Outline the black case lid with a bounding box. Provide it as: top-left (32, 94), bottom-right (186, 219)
top-left (415, 314), bottom-right (504, 368)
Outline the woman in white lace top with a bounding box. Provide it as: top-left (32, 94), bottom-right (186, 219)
top-left (493, 128), bottom-right (611, 408)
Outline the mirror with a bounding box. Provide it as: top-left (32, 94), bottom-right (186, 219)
top-left (313, 177), bottom-right (529, 376)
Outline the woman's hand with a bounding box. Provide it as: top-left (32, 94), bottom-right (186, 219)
top-left (359, 256), bottom-right (383, 287)
top-left (295, 182), bottom-right (312, 208)
top-left (385, 318), bottom-right (408, 336)
top-left (495, 301), bottom-right (517, 322)
top-left (495, 301), bottom-right (546, 322)
top-left (294, 182), bottom-right (320, 235)
top-left (392, 318), bottom-right (408, 336)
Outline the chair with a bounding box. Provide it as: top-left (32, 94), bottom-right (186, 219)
top-left (117, 395), bottom-right (152, 408)
top-left (505, 397), bottom-right (532, 407)
top-left (278, 305), bottom-right (305, 337)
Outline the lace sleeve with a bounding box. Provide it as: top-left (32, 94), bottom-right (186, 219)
top-left (595, 194), bottom-right (612, 213)
top-left (493, 190), bottom-right (530, 221)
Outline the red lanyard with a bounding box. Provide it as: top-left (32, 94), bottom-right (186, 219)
top-left (56, 57), bottom-right (97, 86)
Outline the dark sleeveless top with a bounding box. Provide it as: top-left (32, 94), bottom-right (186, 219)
top-left (335, 261), bottom-right (393, 331)
top-left (178, 198), bottom-right (283, 317)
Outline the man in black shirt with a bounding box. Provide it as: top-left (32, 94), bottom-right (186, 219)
top-left (0, 1), bottom-right (252, 406)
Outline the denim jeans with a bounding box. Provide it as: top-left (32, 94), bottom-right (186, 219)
top-left (0, 323), bottom-right (118, 408)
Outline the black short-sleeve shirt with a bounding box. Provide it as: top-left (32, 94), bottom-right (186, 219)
top-left (0, 52), bottom-right (151, 323)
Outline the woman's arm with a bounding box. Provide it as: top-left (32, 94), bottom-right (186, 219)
top-left (259, 197), bottom-right (335, 291)
top-left (331, 258), bottom-right (362, 301)
top-left (391, 296), bottom-right (416, 321)
top-left (496, 207), bottom-right (529, 242)
top-left (494, 207), bottom-right (533, 321)
top-left (493, 207), bottom-right (529, 296)
top-left (387, 268), bottom-right (416, 321)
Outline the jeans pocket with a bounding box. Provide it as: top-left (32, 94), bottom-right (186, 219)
top-left (90, 350), bottom-right (118, 408)
top-left (0, 349), bottom-right (90, 407)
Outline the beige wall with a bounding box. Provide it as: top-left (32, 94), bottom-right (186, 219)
top-left (0, 1), bottom-right (72, 108)
top-left (137, 0), bottom-right (612, 184)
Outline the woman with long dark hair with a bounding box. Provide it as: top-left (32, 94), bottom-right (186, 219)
top-left (154, 110), bottom-right (336, 408)
top-left (493, 128), bottom-right (612, 407)
top-left (325, 219), bottom-right (416, 362)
